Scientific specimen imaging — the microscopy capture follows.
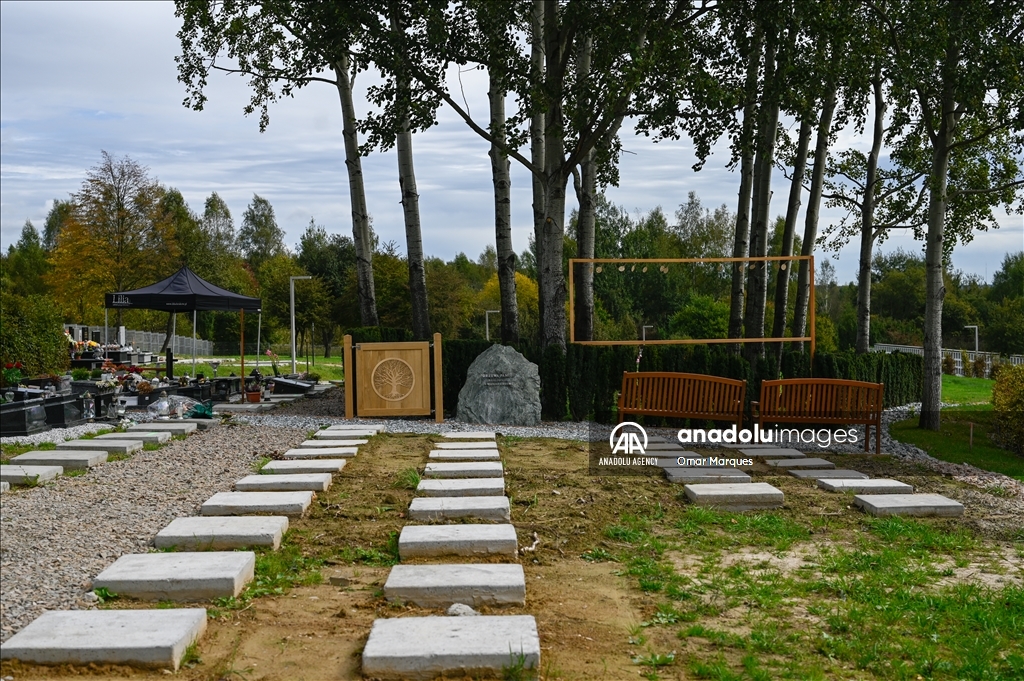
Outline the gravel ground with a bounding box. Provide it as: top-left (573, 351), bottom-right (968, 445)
top-left (0, 423), bottom-right (304, 642)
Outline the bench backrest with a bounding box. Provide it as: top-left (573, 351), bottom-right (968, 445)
top-left (759, 378), bottom-right (883, 418)
top-left (619, 372), bottom-right (746, 419)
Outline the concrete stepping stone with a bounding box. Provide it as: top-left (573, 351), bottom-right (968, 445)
top-left (234, 473), bottom-right (332, 492)
top-left (10, 450), bottom-right (107, 470)
top-left (201, 491), bottom-right (313, 517)
top-left (0, 481), bottom-right (8, 493)
top-left (362, 615), bottom-right (539, 679)
top-left (417, 478), bottom-right (505, 497)
top-left (299, 439), bottom-right (367, 447)
top-left (324, 423), bottom-right (384, 432)
top-left (408, 496), bottom-right (510, 522)
top-left (384, 564), bottom-right (526, 607)
top-left (665, 468), bottom-right (752, 484)
top-left (765, 457), bottom-right (835, 469)
top-left (282, 447), bottom-right (357, 459)
top-left (790, 469), bottom-right (869, 480)
top-left (261, 459), bottom-right (347, 474)
top-left (683, 482), bottom-right (784, 511)
top-left (57, 439), bottom-right (142, 454)
top-left (213, 403), bottom-right (275, 413)
top-left (96, 431), bottom-right (171, 444)
top-left (94, 552), bottom-right (255, 600)
top-left (442, 431), bottom-right (496, 439)
top-left (423, 462), bottom-right (503, 479)
top-left (819, 479), bottom-right (913, 494)
top-left (0, 609), bottom-right (207, 670)
top-left (854, 493), bottom-right (964, 517)
top-left (428, 449), bottom-right (500, 461)
top-left (129, 422), bottom-right (197, 435)
top-left (434, 441), bottom-right (498, 450)
top-left (722, 443), bottom-right (775, 449)
top-left (645, 442), bottom-right (685, 451)
top-left (313, 430), bottom-right (377, 439)
top-left (399, 524), bottom-right (518, 559)
top-left (0, 464), bottom-right (63, 485)
top-left (155, 516), bottom-right (289, 550)
top-left (175, 418), bottom-right (220, 430)
top-left (741, 448), bottom-right (806, 459)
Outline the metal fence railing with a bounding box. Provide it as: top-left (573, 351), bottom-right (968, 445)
top-left (872, 343), bottom-right (1024, 377)
top-left (67, 324), bottom-right (213, 356)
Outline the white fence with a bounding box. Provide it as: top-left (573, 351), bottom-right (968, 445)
top-left (67, 325), bottom-right (213, 356)
top-left (872, 343), bottom-right (1024, 377)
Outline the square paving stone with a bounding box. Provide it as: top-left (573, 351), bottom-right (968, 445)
top-left (0, 481), bottom-right (8, 493)
top-left (11, 450), bottom-right (106, 470)
top-left (234, 473), bottom-right (332, 492)
top-left (789, 469), bottom-right (869, 480)
top-left (0, 609), bottom-right (207, 670)
top-left (434, 441), bottom-right (498, 450)
top-left (298, 439), bottom-right (367, 447)
top-left (741, 448), bottom-right (806, 459)
top-left (0, 465), bottom-right (63, 485)
top-left (362, 615), bottom-right (539, 679)
top-left (155, 516), bottom-right (289, 550)
top-left (201, 491), bottom-right (314, 517)
top-left (665, 469), bottom-right (752, 484)
top-left (765, 458), bottom-right (835, 469)
top-left (683, 482), bottom-right (784, 511)
top-left (384, 564), bottom-right (525, 607)
top-left (854, 493), bottom-right (964, 517)
top-left (129, 422), bottom-right (197, 435)
top-left (722, 443), bottom-right (775, 449)
top-left (324, 423), bottom-right (384, 432)
top-left (174, 418), bottom-right (220, 430)
top-left (93, 552), bottom-right (255, 600)
top-left (442, 431), bottom-right (496, 440)
top-left (398, 524), bottom-right (518, 559)
top-left (408, 496), bottom-right (510, 522)
top-left (282, 447), bottom-right (357, 459)
top-left (428, 449), bottom-right (501, 461)
top-left (819, 479), bottom-right (913, 494)
top-left (423, 462), bottom-right (503, 479)
top-left (417, 478), bottom-right (505, 497)
top-left (261, 459), bottom-right (347, 474)
top-left (213, 403), bottom-right (274, 413)
top-left (313, 430), bottom-right (377, 439)
top-left (645, 442), bottom-right (685, 451)
top-left (96, 431), bottom-right (171, 444)
top-left (57, 439), bottom-right (142, 455)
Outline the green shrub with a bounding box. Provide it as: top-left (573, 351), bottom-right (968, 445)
top-left (90, 368), bottom-right (102, 379)
top-left (972, 356), bottom-right (987, 379)
top-left (71, 368), bottom-right (91, 381)
top-left (992, 364), bottom-right (1024, 455)
top-left (960, 349), bottom-right (971, 377)
top-left (942, 353), bottom-right (956, 375)
top-left (0, 291), bottom-right (70, 377)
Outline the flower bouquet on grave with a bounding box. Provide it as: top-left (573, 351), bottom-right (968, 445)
top-left (264, 348), bottom-right (281, 377)
top-left (2, 362), bottom-right (25, 388)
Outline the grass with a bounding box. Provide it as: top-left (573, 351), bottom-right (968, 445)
top-left (213, 544), bottom-right (324, 609)
top-left (393, 467), bottom-right (421, 490)
top-left (942, 374), bottom-right (995, 404)
top-left (891, 405), bottom-right (1024, 481)
top-left (176, 356), bottom-right (344, 382)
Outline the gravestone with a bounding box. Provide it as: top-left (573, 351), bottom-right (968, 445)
top-left (456, 345), bottom-right (541, 426)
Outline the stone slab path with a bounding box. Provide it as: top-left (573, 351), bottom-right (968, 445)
top-left (261, 459), bottom-right (347, 474)
top-left (765, 457), bottom-right (836, 469)
top-left (441, 431), bottom-right (496, 439)
top-left (56, 439), bottom-right (141, 454)
top-left (0, 464), bottom-right (63, 485)
top-left (93, 552), bottom-right (255, 601)
top-left (154, 516), bottom-right (289, 551)
top-left (789, 469), bottom-right (869, 479)
top-left (383, 564), bottom-right (526, 607)
top-left (416, 478), bottom-right (505, 497)
top-left (298, 439), bottom-right (368, 448)
top-left (361, 615), bottom-right (540, 680)
top-left (434, 441), bottom-right (498, 450)
top-left (818, 479), bottom-right (914, 494)
top-left (741, 448), bottom-right (807, 459)
top-left (128, 422), bottom-right (197, 435)
top-left (313, 430), bottom-right (377, 439)
top-left (234, 473), bottom-right (332, 492)
top-left (428, 449), bottom-right (501, 461)
top-left (683, 482), bottom-right (784, 511)
top-left (408, 496), bottom-right (511, 522)
top-left (0, 609), bottom-right (207, 671)
top-left (854, 493), bottom-right (964, 517)
top-left (10, 450), bottom-right (107, 470)
top-left (97, 431), bottom-right (172, 444)
top-left (423, 462), bottom-right (503, 479)
top-left (282, 447), bottom-right (357, 459)
top-left (398, 524), bottom-right (519, 559)
top-left (666, 469), bottom-right (752, 484)
top-left (200, 491), bottom-right (313, 517)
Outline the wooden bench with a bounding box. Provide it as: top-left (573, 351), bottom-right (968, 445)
top-left (618, 372), bottom-right (746, 428)
top-left (753, 378), bottom-right (884, 454)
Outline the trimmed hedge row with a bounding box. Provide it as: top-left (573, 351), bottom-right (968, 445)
top-left (0, 291), bottom-right (70, 379)
top-left (346, 327), bottom-right (414, 343)
top-left (440, 339), bottom-right (924, 422)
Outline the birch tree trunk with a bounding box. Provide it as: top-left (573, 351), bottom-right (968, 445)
top-left (488, 70), bottom-right (519, 345)
top-left (792, 89), bottom-right (837, 351)
top-left (770, 119), bottom-right (811, 367)
top-left (334, 57), bottom-right (378, 326)
top-left (728, 34), bottom-right (762, 349)
top-left (855, 76), bottom-right (885, 354)
top-left (573, 36), bottom-right (596, 342)
top-left (530, 0), bottom-right (546, 342)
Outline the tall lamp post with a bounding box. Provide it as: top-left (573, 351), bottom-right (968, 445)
top-left (290, 275), bottom-right (312, 374)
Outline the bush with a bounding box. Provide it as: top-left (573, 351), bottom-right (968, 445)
top-left (990, 359), bottom-right (1003, 381)
top-left (0, 291), bottom-right (70, 378)
top-left (960, 349), bottom-right (971, 377)
top-left (972, 356), bottom-right (988, 379)
top-left (71, 368), bottom-right (91, 381)
top-left (942, 353), bottom-right (956, 375)
top-left (345, 327), bottom-right (413, 343)
top-left (991, 364), bottom-right (1024, 455)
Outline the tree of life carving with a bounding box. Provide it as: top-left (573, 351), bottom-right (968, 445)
top-left (371, 358), bottom-right (415, 401)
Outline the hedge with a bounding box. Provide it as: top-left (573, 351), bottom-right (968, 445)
top-left (345, 327), bottom-right (413, 343)
top-left (0, 290), bottom-right (70, 379)
top-left (438, 340), bottom-right (923, 422)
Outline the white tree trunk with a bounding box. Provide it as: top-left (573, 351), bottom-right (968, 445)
top-left (488, 70), bottom-right (519, 344)
top-left (856, 76), bottom-right (885, 354)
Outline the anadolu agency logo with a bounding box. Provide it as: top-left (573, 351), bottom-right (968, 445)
top-left (590, 422), bottom-right (659, 474)
top-left (609, 421), bottom-right (649, 455)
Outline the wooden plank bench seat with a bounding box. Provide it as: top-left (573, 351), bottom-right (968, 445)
top-left (618, 372), bottom-right (746, 428)
top-left (753, 378), bottom-right (884, 454)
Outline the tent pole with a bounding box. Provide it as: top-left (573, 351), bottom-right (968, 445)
top-left (240, 308), bottom-right (245, 379)
top-left (193, 310), bottom-right (197, 377)
top-left (172, 314), bottom-right (176, 356)
top-left (104, 309), bottom-right (108, 354)
top-left (256, 310), bottom-right (262, 370)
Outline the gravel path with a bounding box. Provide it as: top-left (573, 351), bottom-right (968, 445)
top-left (0, 423), bottom-right (304, 642)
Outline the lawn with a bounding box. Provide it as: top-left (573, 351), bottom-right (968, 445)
top-left (942, 374), bottom-right (995, 404)
top-left (148, 355), bottom-right (344, 381)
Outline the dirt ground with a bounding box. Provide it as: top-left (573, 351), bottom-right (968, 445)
top-left (2, 434), bottom-right (1021, 681)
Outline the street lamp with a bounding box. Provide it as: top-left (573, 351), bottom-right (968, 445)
top-left (964, 325), bottom-right (979, 353)
top-left (485, 310), bottom-right (500, 341)
top-left (642, 325), bottom-right (655, 341)
top-left (290, 275), bottom-right (312, 374)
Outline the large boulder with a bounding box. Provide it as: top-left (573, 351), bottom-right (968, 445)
top-left (456, 345), bottom-right (541, 426)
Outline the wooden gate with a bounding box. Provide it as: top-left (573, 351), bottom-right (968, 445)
top-left (343, 333), bottom-right (442, 422)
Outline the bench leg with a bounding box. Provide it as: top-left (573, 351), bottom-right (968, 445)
top-left (876, 420), bottom-right (881, 455)
top-left (864, 424), bottom-right (870, 453)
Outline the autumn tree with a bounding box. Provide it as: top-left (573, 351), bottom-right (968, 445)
top-left (239, 194), bottom-right (285, 272)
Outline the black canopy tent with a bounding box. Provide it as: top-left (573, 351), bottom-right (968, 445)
top-left (104, 266), bottom-right (262, 377)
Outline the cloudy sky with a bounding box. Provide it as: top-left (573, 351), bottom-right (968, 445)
top-left (2, 1), bottom-right (1020, 286)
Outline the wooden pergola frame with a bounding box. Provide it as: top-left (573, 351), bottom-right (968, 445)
top-left (568, 256), bottom-right (816, 357)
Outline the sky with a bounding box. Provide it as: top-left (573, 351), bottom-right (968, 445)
top-left (2, 1), bottom-right (1021, 287)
